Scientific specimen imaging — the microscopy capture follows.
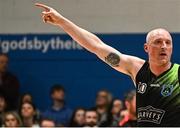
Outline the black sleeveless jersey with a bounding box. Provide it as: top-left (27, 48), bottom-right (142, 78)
top-left (136, 61), bottom-right (180, 126)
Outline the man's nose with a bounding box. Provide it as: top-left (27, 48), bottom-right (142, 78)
top-left (161, 41), bottom-right (167, 48)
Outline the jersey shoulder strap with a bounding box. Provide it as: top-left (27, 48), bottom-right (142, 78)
top-left (135, 61), bottom-right (149, 84)
top-left (178, 64), bottom-right (180, 83)
top-left (173, 63), bottom-right (180, 83)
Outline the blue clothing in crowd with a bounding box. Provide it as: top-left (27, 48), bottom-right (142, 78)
top-left (42, 105), bottom-right (73, 126)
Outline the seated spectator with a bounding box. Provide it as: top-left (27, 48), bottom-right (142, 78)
top-left (110, 98), bottom-right (123, 126)
top-left (19, 101), bottom-right (39, 127)
top-left (40, 118), bottom-right (56, 128)
top-left (84, 109), bottom-right (99, 127)
top-left (93, 90), bottom-right (113, 126)
top-left (41, 84), bottom-right (73, 127)
top-left (0, 53), bottom-right (20, 111)
top-left (18, 93), bottom-right (41, 120)
top-left (119, 90), bottom-right (136, 127)
top-left (2, 111), bottom-right (22, 127)
top-left (69, 108), bottom-right (86, 127)
top-left (0, 94), bottom-right (7, 126)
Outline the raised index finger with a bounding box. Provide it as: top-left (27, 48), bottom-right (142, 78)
top-left (35, 3), bottom-right (51, 11)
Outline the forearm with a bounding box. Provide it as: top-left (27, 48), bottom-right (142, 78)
top-left (57, 17), bottom-right (103, 54)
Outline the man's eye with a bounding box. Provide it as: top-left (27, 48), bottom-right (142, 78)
top-left (155, 40), bottom-right (161, 44)
top-left (166, 41), bottom-right (171, 45)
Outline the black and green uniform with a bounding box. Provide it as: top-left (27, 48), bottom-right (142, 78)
top-left (136, 61), bottom-right (180, 126)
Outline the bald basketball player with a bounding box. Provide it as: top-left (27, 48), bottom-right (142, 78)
top-left (35, 3), bottom-right (180, 126)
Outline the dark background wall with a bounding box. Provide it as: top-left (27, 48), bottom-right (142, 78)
top-left (1, 0), bottom-right (180, 110)
top-left (1, 33), bottom-right (180, 110)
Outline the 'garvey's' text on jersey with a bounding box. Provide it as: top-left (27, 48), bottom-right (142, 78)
top-left (136, 61), bottom-right (180, 126)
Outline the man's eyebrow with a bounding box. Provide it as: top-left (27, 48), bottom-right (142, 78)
top-left (153, 38), bottom-right (171, 41)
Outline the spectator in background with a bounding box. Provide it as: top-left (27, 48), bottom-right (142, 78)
top-left (69, 108), bottom-right (86, 127)
top-left (119, 90), bottom-right (136, 127)
top-left (110, 98), bottom-right (123, 127)
top-left (19, 93), bottom-right (33, 104)
top-left (19, 101), bottom-right (39, 127)
top-left (0, 94), bottom-right (7, 126)
top-left (93, 90), bottom-right (112, 126)
top-left (18, 93), bottom-right (41, 120)
top-left (2, 111), bottom-right (22, 127)
top-left (0, 53), bottom-right (20, 111)
top-left (42, 84), bottom-right (72, 127)
top-left (40, 118), bottom-right (55, 128)
top-left (84, 109), bottom-right (99, 127)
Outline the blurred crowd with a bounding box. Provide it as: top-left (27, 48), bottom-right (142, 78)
top-left (0, 53), bottom-right (136, 127)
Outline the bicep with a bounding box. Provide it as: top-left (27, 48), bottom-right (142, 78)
top-left (95, 43), bottom-right (145, 80)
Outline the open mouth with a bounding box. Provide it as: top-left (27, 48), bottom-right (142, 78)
top-left (159, 53), bottom-right (167, 57)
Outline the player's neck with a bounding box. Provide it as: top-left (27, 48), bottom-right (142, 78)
top-left (149, 62), bottom-right (172, 77)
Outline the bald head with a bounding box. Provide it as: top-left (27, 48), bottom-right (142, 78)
top-left (144, 28), bottom-right (173, 66)
top-left (146, 28), bottom-right (172, 43)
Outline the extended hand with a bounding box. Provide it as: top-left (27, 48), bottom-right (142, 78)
top-left (35, 3), bottom-right (63, 26)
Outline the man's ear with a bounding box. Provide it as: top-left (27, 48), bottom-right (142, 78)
top-left (144, 43), bottom-right (148, 53)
